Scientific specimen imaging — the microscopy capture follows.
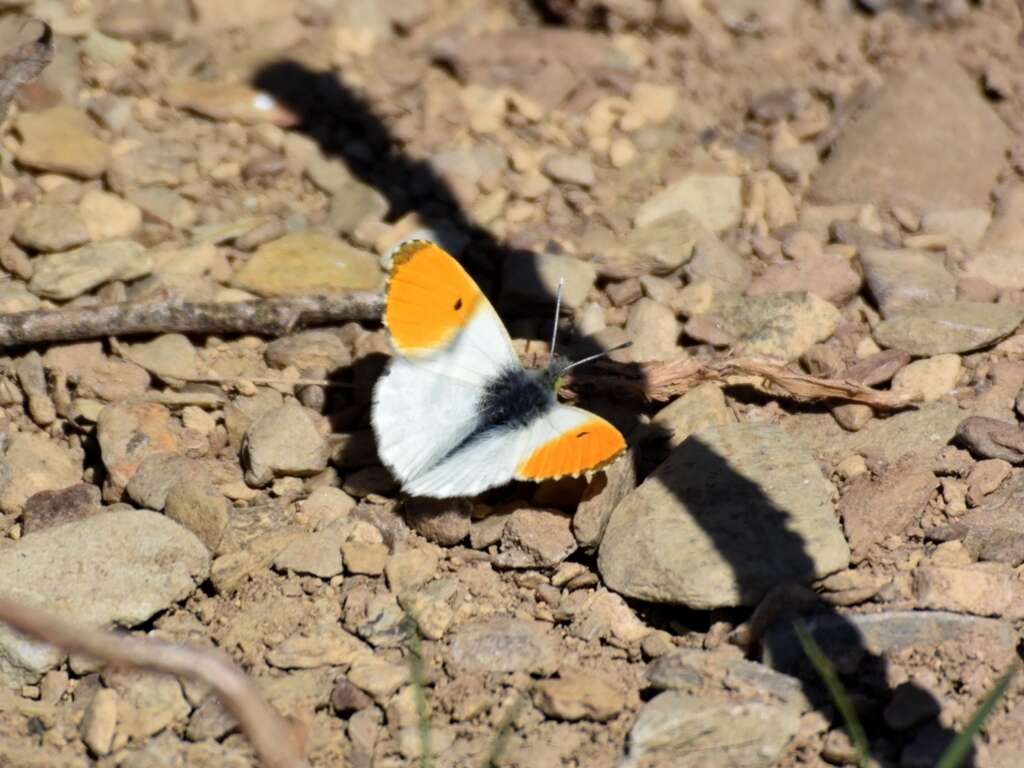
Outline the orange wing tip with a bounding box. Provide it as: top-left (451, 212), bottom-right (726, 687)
top-left (389, 239), bottom-right (436, 270)
top-left (516, 420), bottom-right (627, 482)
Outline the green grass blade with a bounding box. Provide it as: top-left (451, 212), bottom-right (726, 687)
top-left (793, 621), bottom-right (870, 768)
top-left (403, 615), bottom-right (433, 768)
top-left (935, 664), bottom-right (1018, 768)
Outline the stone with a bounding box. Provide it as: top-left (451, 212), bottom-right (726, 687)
top-left (274, 533), bottom-right (344, 578)
top-left (16, 351), bottom-right (55, 427)
top-left (913, 562), bottom-right (1016, 617)
top-left (13, 204), bottom-right (90, 253)
top-left (889, 354), bottom-right (961, 403)
top-left (341, 541), bottom-right (388, 575)
top-left (29, 240), bottom-right (152, 301)
top-left (97, 403), bottom-right (181, 494)
top-left (683, 235), bottom-right (751, 292)
top-left (685, 292), bottom-right (840, 362)
top-left (330, 678), bottom-right (373, 714)
top-left (494, 507), bottom-right (577, 569)
top-left (78, 190), bottom-right (142, 241)
top-left (920, 208), bottom-right (990, 249)
top-left (573, 454), bottom-right (636, 553)
top-left (622, 690), bottom-right (800, 768)
top-left (567, 588), bottom-right (650, 646)
top-left (398, 578), bottom-right (458, 640)
top-left (164, 80), bottom-right (296, 126)
top-left (583, 214), bottom-right (702, 279)
top-left (125, 334), bottom-right (200, 382)
top-left (956, 417), bottom-right (1024, 463)
top-left (347, 659), bottom-right (409, 702)
top-left (843, 349), bottom-right (911, 386)
top-left (624, 298), bottom-right (680, 362)
top-left (384, 547), bottom-right (439, 594)
top-left (873, 302), bottom-right (1024, 356)
top-left (0, 283), bottom-right (40, 313)
top-left (447, 617), bottom-right (558, 676)
top-left (124, 453), bottom-right (194, 511)
top-left (234, 232), bottom-right (383, 297)
top-left (266, 626), bottom-right (370, 670)
top-left (243, 403), bottom-right (328, 486)
top-left (859, 247), bottom-right (956, 317)
top-left (966, 459), bottom-right (1011, 505)
top-left (542, 153), bottom-right (595, 187)
top-left (883, 682), bottom-right (941, 731)
top-left (808, 55), bottom-right (1009, 211)
top-left (108, 672), bottom-right (190, 741)
top-left (164, 479), bottom-right (231, 553)
top-left (599, 423), bottom-right (850, 609)
top-left (651, 382), bottom-right (733, 448)
top-left (403, 498), bottom-right (471, 546)
top-left (501, 250), bottom-right (596, 311)
top-left (946, 474), bottom-right (1024, 565)
top-left (838, 468), bottom-right (938, 561)
top-left (746, 250), bottom-right (861, 305)
top-left (14, 106), bottom-right (109, 178)
top-left (635, 173), bottom-right (742, 233)
top-left (763, 610), bottom-right (1016, 674)
top-left (0, 432), bottom-right (82, 514)
top-left (961, 249), bottom-right (1024, 291)
top-left (533, 671), bottom-right (626, 721)
top-left (80, 688), bottom-right (118, 757)
top-left (328, 180), bottom-right (389, 236)
top-left (265, 330), bottom-right (352, 372)
top-left (0, 510), bottom-right (209, 684)
top-left (22, 484), bottom-right (101, 535)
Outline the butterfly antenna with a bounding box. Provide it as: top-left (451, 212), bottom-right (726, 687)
top-left (559, 341), bottom-right (632, 374)
top-left (550, 276), bottom-right (565, 356)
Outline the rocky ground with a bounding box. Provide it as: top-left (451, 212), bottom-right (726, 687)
top-left (2, 0), bottom-right (1024, 766)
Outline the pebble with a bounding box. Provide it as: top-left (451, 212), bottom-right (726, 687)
top-left (746, 250), bottom-right (861, 305)
top-left (858, 247), bottom-right (956, 317)
top-left (13, 204), bottom-right (90, 253)
top-left (22, 484), bottom-right (101, 535)
top-left (126, 334), bottom-right (200, 382)
top-left (243, 403), bottom-right (328, 486)
top-left (955, 416), bottom-right (1024, 463)
top-left (542, 153), bottom-right (595, 187)
top-left (533, 671), bottom-right (626, 722)
top-left (583, 214), bottom-right (702, 279)
top-left (966, 459), bottom-right (1011, 505)
top-left (341, 541), bottom-right (388, 576)
top-left (234, 232), bottom-right (383, 297)
top-left (622, 690), bottom-right (800, 768)
top-left (624, 297), bottom-right (680, 362)
top-left (96, 403), bottom-right (181, 494)
top-left (913, 562), bottom-right (1017, 617)
top-left (493, 507), bottom-right (577, 569)
top-left (981, 183), bottom-right (1024, 251)
top-left (16, 351), bottom-right (56, 426)
top-left (0, 432), bottom-right (82, 514)
top-left (164, 479), bottom-right (231, 553)
top-left (572, 453), bottom-right (636, 553)
top-left (347, 660), bottom-right (409, 702)
top-left (651, 382), bottom-right (733, 448)
top-left (837, 467), bottom-right (938, 562)
top-left (107, 671), bottom-right (190, 742)
top-left (686, 292), bottom-right (840, 362)
top-left (883, 682), bottom-right (941, 731)
top-left (78, 190), bottom-right (142, 241)
top-left (384, 547), bottom-right (439, 594)
top-left (403, 498), bottom-right (471, 546)
top-left (14, 106), bottom-right (109, 179)
top-left (266, 330), bottom-right (352, 372)
top-left (124, 453), bottom-right (195, 510)
top-left (949, 473), bottom-right (1024, 564)
top-left (0, 510), bottom-right (209, 684)
top-left (962, 249), bottom-right (1024, 291)
top-left (266, 625), bottom-right (370, 670)
top-left (80, 688), bottom-right (118, 757)
top-left (598, 423), bottom-right (849, 609)
top-left (164, 79), bottom-right (297, 126)
top-left (682, 234), bottom-right (751, 291)
top-left (501, 250), bottom-right (596, 310)
top-left (873, 302), bottom-right (1024, 355)
top-left (889, 354), bottom-right (962, 403)
top-left (273, 533), bottom-right (344, 578)
top-left (329, 180), bottom-right (389, 236)
top-left (920, 208), bottom-right (990, 249)
top-left (447, 617), bottom-right (558, 675)
top-left (29, 240), bottom-right (152, 301)
top-left (808, 55), bottom-right (1008, 210)
top-left (634, 173), bottom-right (742, 232)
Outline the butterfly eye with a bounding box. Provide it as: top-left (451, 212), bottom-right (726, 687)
top-left (454, 297), bottom-right (463, 310)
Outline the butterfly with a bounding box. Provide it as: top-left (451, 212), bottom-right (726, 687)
top-left (371, 240), bottom-right (627, 498)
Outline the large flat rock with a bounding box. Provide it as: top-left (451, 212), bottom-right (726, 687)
top-left (0, 510), bottom-right (210, 684)
top-left (598, 423), bottom-right (849, 609)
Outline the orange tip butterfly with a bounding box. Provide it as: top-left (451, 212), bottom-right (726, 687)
top-left (371, 240), bottom-right (628, 498)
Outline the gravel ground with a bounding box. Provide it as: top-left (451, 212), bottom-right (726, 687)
top-left (2, 1), bottom-right (1024, 766)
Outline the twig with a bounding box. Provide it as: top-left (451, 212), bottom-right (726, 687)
top-left (0, 294), bottom-right (384, 349)
top-left (0, 596), bottom-right (309, 768)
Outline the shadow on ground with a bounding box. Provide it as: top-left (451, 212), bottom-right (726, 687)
top-left (252, 57), bottom-right (968, 766)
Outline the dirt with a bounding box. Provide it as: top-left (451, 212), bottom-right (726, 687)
top-left (2, 0), bottom-right (1024, 767)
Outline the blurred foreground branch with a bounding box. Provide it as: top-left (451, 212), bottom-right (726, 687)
top-left (0, 294), bottom-right (384, 348)
top-left (0, 596), bottom-right (309, 768)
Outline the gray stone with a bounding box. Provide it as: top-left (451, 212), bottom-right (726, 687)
top-left (0, 432), bottom-right (82, 514)
top-left (22, 484), bottom-right (102, 535)
top-left (542, 153), bottom-right (595, 187)
top-left (125, 453), bottom-right (196, 510)
top-left (29, 240), bottom-right (152, 301)
top-left (265, 330), bottom-right (352, 372)
top-left (625, 298), bottom-right (680, 362)
top-left (635, 173), bottom-right (742, 232)
top-left (446, 617), bottom-right (558, 675)
top-left (125, 334), bottom-right (200, 382)
top-left (328, 180), bottom-right (389, 235)
top-left (493, 507), bottom-right (576, 569)
top-left (944, 473), bottom-right (1024, 565)
top-left (573, 453), bottom-right (636, 553)
top-left (598, 423), bottom-right (850, 609)
top-left (164, 479), bottom-right (231, 553)
top-left (621, 690), bottom-right (801, 768)
top-left (859, 247), bottom-right (956, 317)
top-left (651, 382), bottom-right (733, 449)
top-left (13, 204), bottom-right (90, 253)
top-left (0, 510), bottom-right (209, 684)
top-left (583, 215), bottom-right (702, 279)
top-left (873, 302), bottom-right (1024, 356)
top-left (273, 533), bottom-right (344, 578)
top-left (682, 234), bottom-right (751, 292)
top-left (809, 55), bottom-right (1010, 211)
top-left (243, 403), bottom-right (328, 486)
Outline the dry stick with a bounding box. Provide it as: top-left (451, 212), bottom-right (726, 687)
top-left (0, 294), bottom-right (384, 348)
top-left (0, 596), bottom-right (309, 768)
